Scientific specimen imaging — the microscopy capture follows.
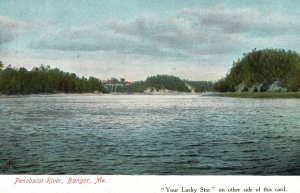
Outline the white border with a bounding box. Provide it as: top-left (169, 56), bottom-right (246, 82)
top-left (0, 175), bottom-right (299, 193)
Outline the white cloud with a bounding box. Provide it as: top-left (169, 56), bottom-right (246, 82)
top-left (28, 4), bottom-right (300, 67)
top-left (0, 16), bottom-right (51, 45)
top-left (31, 25), bottom-right (172, 58)
top-left (0, 16), bottom-right (23, 44)
top-left (182, 4), bottom-right (300, 35)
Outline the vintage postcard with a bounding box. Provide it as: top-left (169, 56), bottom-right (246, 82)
top-left (0, 0), bottom-right (299, 193)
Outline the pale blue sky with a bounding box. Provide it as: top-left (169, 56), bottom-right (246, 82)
top-left (1, 0), bottom-right (299, 81)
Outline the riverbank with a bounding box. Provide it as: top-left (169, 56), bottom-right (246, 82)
top-left (0, 92), bottom-right (104, 98)
top-left (1, 91), bottom-right (300, 98)
top-left (209, 92), bottom-right (300, 98)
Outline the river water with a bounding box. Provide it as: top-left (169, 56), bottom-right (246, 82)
top-left (0, 94), bottom-right (299, 175)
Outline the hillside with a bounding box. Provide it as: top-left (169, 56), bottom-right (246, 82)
top-left (214, 49), bottom-right (300, 92)
top-left (0, 63), bottom-right (107, 94)
top-left (126, 75), bottom-right (214, 93)
top-left (126, 75), bottom-right (189, 93)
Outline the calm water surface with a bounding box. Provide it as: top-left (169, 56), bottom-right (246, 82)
top-left (0, 94), bottom-right (299, 175)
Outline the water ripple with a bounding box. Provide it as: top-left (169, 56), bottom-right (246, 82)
top-left (0, 94), bottom-right (299, 175)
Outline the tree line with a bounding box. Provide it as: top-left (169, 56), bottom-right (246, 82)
top-left (214, 48), bottom-right (300, 92)
top-left (0, 62), bottom-right (216, 95)
top-left (0, 62), bottom-right (107, 94)
top-left (125, 75), bottom-right (214, 93)
top-left (185, 81), bottom-right (214, 92)
top-left (4, 48), bottom-right (297, 95)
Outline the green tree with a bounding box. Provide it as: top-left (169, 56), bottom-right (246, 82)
top-left (0, 65), bottom-right (106, 95)
top-left (214, 48), bottom-right (300, 92)
top-left (0, 61), bottom-right (3, 71)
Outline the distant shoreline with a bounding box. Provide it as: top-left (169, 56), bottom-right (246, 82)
top-left (0, 92), bottom-right (200, 97)
top-left (0, 92), bottom-right (104, 97)
top-left (1, 92), bottom-right (300, 98)
top-left (209, 92), bottom-right (300, 98)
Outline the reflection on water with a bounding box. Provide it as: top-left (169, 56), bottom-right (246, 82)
top-left (0, 94), bottom-right (299, 174)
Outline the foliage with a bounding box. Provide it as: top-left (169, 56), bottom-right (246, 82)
top-left (126, 75), bottom-right (196, 93)
top-left (0, 61), bottom-right (3, 71)
top-left (214, 48), bottom-right (300, 92)
top-left (145, 75), bottom-right (190, 92)
top-left (126, 81), bottom-right (148, 93)
top-left (212, 92), bottom-right (300, 98)
top-left (124, 75), bottom-right (215, 93)
top-left (0, 64), bottom-right (107, 94)
top-left (185, 81), bottom-right (214, 92)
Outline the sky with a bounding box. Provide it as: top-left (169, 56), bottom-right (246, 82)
top-left (0, 0), bottom-right (299, 81)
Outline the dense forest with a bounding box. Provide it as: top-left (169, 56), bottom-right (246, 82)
top-left (110, 75), bottom-right (191, 93)
top-left (185, 81), bottom-right (214, 93)
top-left (0, 62), bottom-right (107, 94)
top-left (125, 75), bottom-right (214, 93)
top-left (214, 49), bottom-right (300, 92)
top-left (0, 62), bottom-right (213, 95)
